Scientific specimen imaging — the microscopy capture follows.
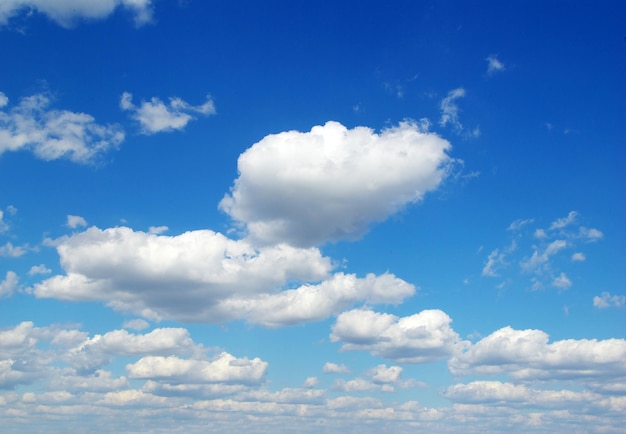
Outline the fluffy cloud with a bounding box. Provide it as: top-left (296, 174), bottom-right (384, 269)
top-left (127, 353), bottom-right (267, 385)
top-left (32, 226), bottom-right (413, 325)
top-left (0, 0), bottom-right (154, 27)
top-left (439, 88), bottom-right (465, 131)
top-left (220, 120), bottom-right (453, 247)
top-left (0, 92), bottom-right (124, 164)
top-left (449, 326), bottom-right (626, 381)
top-left (0, 271), bottom-right (18, 297)
top-left (486, 55), bottom-right (506, 75)
top-left (323, 362), bottom-right (351, 374)
top-left (593, 292), bottom-right (626, 309)
top-left (28, 265), bottom-right (51, 276)
top-left (120, 92), bottom-right (215, 134)
top-left (66, 215), bottom-right (87, 229)
top-left (0, 242), bottom-right (27, 257)
top-left (330, 308), bottom-right (464, 363)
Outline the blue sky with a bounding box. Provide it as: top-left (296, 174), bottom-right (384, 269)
top-left (0, 1), bottom-right (624, 432)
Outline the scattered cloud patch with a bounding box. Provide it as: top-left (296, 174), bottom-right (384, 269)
top-left (551, 272), bottom-right (571, 290)
top-left (123, 319), bottom-right (150, 331)
top-left (120, 92), bottom-right (215, 134)
top-left (28, 265), bottom-right (51, 275)
top-left (486, 55), bottom-right (506, 75)
top-left (330, 308), bottom-right (464, 363)
top-left (0, 271), bottom-right (18, 297)
top-left (148, 226), bottom-right (168, 235)
top-left (0, 92), bottom-right (124, 164)
top-left (439, 88), bottom-right (465, 131)
top-left (323, 362), bottom-right (351, 374)
top-left (0, 242), bottom-right (27, 257)
top-left (593, 292), bottom-right (626, 309)
top-left (507, 218), bottom-right (534, 232)
top-left (571, 252), bottom-right (586, 262)
top-left (0, 0), bottom-right (155, 28)
top-left (66, 215), bottom-right (87, 229)
top-left (220, 120), bottom-right (453, 247)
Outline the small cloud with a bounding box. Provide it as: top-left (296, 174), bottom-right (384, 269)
top-left (593, 292), bottom-right (626, 309)
top-left (304, 377), bottom-right (319, 388)
top-left (148, 226), bottom-right (168, 235)
top-left (550, 211), bottom-right (577, 230)
top-left (571, 252), bottom-right (586, 262)
top-left (534, 228), bottom-right (547, 239)
top-left (323, 362), bottom-right (351, 374)
top-left (552, 272), bottom-right (572, 290)
top-left (6, 205), bottom-right (17, 215)
top-left (579, 227), bottom-right (603, 242)
top-left (67, 215), bottom-right (87, 229)
top-left (507, 218), bottom-right (534, 232)
top-left (121, 92), bottom-right (215, 134)
top-left (439, 88), bottom-right (466, 131)
top-left (123, 319), bottom-right (150, 331)
top-left (28, 264), bottom-right (52, 276)
top-left (0, 271), bottom-right (18, 297)
top-left (0, 92), bottom-right (8, 107)
top-left (482, 248), bottom-right (505, 277)
top-left (486, 55), bottom-right (506, 75)
top-left (0, 242), bottom-right (27, 257)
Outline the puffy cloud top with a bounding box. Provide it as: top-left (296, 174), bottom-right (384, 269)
top-left (220, 121), bottom-right (452, 247)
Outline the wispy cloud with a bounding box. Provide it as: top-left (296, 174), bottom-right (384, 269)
top-left (0, 0), bottom-right (155, 28)
top-left (0, 92), bottom-right (124, 164)
top-left (120, 92), bottom-right (215, 134)
top-left (486, 55), bottom-right (506, 75)
top-left (593, 292), bottom-right (626, 309)
top-left (439, 88), bottom-right (466, 131)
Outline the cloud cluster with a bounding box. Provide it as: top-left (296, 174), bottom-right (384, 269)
top-left (0, 92), bottom-right (124, 164)
top-left (486, 55), bottom-right (506, 75)
top-left (33, 226), bottom-right (414, 325)
top-left (120, 92), bottom-right (215, 134)
top-left (449, 326), bottom-right (626, 381)
top-left (593, 292), bottom-right (626, 309)
top-left (0, 0), bottom-right (155, 27)
top-left (482, 211), bottom-right (603, 290)
top-left (220, 120), bottom-right (453, 247)
top-left (330, 308), bottom-right (464, 363)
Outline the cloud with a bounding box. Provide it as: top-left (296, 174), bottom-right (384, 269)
top-left (330, 308), bottom-right (465, 363)
top-left (549, 211), bottom-right (577, 230)
top-left (367, 364), bottom-right (402, 384)
top-left (439, 88), bottom-right (465, 131)
top-left (0, 271), bottom-right (18, 297)
top-left (323, 362), bottom-right (351, 374)
top-left (0, 92), bottom-right (124, 164)
top-left (66, 215), bottom-right (87, 229)
top-left (551, 272), bottom-right (571, 290)
top-left (593, 292), bottom-right (626, 309)
top-left (571, 252), bottom-right (586, 262)
top-left (506, 218), bottom-right (534, 232)
top-left (303, 377), bottom-right (318, 388)
top-left (28, 265), bottom-right (51, 275)
top-left (123, 319), bottom-right (150, 331)
top-left (220, 120), bottom-right (453, 247)
top-left (32, 226), bottom-right (413, 326)
top-left (449, 326), bottom-right (626, 381)
top-left (120, 92), bottom-right (215, 134)
top-left (482, 248), bottom-right (505, 277)
top-left (126, 353), bottom-right (267, 385)
top-left (0, 0), bottom-right (155, 28)
top-left (0, 242), bottom-right (27, 257)
top-left (0, 211), bottom-right (7, 233)
top-left (486, 55), bottom-right (506, 75)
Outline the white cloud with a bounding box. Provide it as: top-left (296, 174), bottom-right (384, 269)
top-left (368, 364), bottom-right (402, 384)
top-left (482, 248), bottom-right (505, 277)
top-left (66, 215), bottom-right (87, 229)
top-left (0, 92), bottom-right (124, 164)
top-left (120, 92), bottom-right (215, 134)
top-left (323, 362), bottom-right (351, 374)
top-left (0, 271), bottom-right (18, 297)
top-left (0, 211), bottom-right (7, 233)
top-left (0, 242), bottom-right (27, 257)
top-left (593, 292), bottom-right (626, 309)
top-left (449, 326), bottom-right (626, 381)
top-left (33, 226), bottom-right (412, 326)
top-left (571, 252), bottom-right (586, 262)
top-left (220, 120), bottom-right (453, 247)
top-left (549, 211), bottom-right (577, 230)
top-left (551, 272), bottom-right (571, 289)
top-left (579, 226), bottom-right (603, 242)
top-left (330, 308), bottom-right (464, 363)
top-left (303, 377), bottom-right (318, 388)
top-left (126, 353), bottom-right (267, 385)
top-left (123, 319), bottom-right (150, 331)
top-left (148, 225), bottom-right (168, 235)
top-left (0, 92), bottom-right (8, 107)
top-left (28, 264), bottom-right (51, 275)
top-left (520, 239), bottom-right (568, 273)
top-left (486, 55), bottom-right (506, 75)
top-left (439, 88), bottom-right (465, 131)
top-left (0, 0), bottom-right (155, 28)
top-left (506, 218), bottom-right (534, 232)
